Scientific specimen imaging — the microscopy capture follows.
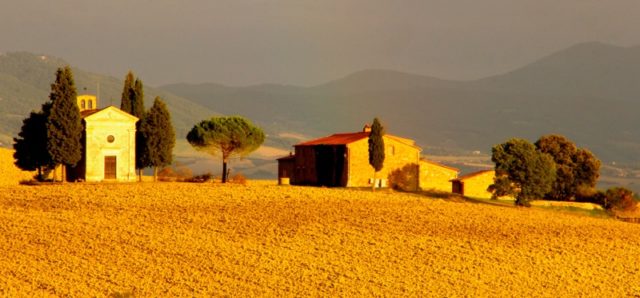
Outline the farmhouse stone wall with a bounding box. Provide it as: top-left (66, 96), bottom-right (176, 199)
top-left (419, 161), bottom-right (459, 192)
top-left (346, 137), bottom-right (420, 187)
top-left (458, 170), bottom-right (495, 199)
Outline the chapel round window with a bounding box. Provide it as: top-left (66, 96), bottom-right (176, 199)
top-left (107, 135), bottom-right (115, 143)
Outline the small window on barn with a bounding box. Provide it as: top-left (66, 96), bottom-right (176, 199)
top-left (81, 100), bottom-right (86, 109)
top-left (88, 100), bottom-right (93, 109)
top-left (107, 135), bottom-right (115, 143)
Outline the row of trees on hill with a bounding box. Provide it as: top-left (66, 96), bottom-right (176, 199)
top-left (490, 135), bottom-right (602, 207)
top-left (118, 71), bottom-right (175, 181)
top-left (13, 67), bottom-right (175, 182)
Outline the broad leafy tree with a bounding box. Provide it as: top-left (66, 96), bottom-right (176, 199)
top-left (13, 106), bottom-right (53, 180)
top-left (535, 134), bottom-right (601, 200)
top-left (491, 138), bottom-right (556, 207)
top-left (140, 97), bottom-right (175, 181)
top-left (368, 117), bottom-right (385, 191)
top-left (45, 66), bottom-right (83, 182)
top-left (186, 116), bottom-right (264, 183)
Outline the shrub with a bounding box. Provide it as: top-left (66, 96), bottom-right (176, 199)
top-left (388, 163), bottom-right (419, 192)
top-left (574, 185), bottom-right (605, 205)
top-left (604, 187), bottom-right (637, 211)
top-left (231, 173), bottom-right (247, 185)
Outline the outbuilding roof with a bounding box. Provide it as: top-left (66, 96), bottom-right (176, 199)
top-left (452, 170), bottom-right (494, 181)
top-left (420, 159), bottom-right (460, 172)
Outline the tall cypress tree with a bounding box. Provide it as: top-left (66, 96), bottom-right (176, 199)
top-left (140, 97), bottom-right (175, 181)
top-left (46, 66), bottom-right (83, 182)
top-left (132, 78), bottom-right (146, 179)
top-left (120, 71), bottom-right (135, 113)
top-left (368, 117), bottom-right (385, 191)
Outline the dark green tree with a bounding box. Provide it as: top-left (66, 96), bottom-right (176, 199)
top-left (132, 78), bottom-right (146, 179)
top-left (368, 117), bottom-right (385, 191)
top-left (186, 116), bottom-right (265, 183)
top-left (120, 72), bottom-right (147, 180)
top-left (45, 66), bottom-right (83, 182)
top-left (140, 97), bottom-right (175, 181)
top-left (120, 71), bottom-right (135, 113)
top-left (13, 106), bottom-right (53, 180)
top-left (491, 138), bottom-right (556, 207)
top-left (535, 135), bottom-right (601, 200)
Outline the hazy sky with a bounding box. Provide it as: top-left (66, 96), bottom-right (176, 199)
top-left (1, 0), bottom-right (639, 86)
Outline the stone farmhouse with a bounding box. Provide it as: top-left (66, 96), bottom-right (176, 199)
top-left (67, 95), bottom-right (138, 182)
top-left (277, 125), bottom-right (458, 191)
top-left (451, 170), bottom-right (496, 199)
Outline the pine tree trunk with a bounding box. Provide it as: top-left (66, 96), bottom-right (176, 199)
top-left (222, 160), bottom-right (228, 183)
top-left (37, 167), bottom-right (42, 181)
top-left (53, 165), bottom-right (58, 182)
top-left (138, 169), bottom-right (142, 182)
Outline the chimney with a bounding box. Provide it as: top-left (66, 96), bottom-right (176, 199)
top-left (363, 124), bottom-right (372, 133)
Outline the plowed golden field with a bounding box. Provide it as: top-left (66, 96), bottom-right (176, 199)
top-left (1, 182), bottom-right (639, 296)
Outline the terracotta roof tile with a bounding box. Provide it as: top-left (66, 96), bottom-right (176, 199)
top-left (295, 132), bottom-right (369, 146)
top-left (80, 108), bottom-right (104, 118)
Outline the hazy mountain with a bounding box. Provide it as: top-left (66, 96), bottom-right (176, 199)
top-left (162, 42), bottom-right (640, 164)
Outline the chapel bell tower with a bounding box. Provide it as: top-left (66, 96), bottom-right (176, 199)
top-left (77, 94), bottom-right (97, 112)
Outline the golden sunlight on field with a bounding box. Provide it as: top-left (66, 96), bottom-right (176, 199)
top-left (0, 182), bottom-right (639, 296)
top-left (0, 148), bottom-right (34, 186)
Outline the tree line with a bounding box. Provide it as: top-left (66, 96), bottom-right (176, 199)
top-left (13, 67), bottom-right (175, 182)
top-left (491, 135), bottom-right (636, 211)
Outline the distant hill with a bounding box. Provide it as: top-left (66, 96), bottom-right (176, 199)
top-left (0, 52), bottom-right (217, 147)
top-left (162, 42), bottom-right (640, 164)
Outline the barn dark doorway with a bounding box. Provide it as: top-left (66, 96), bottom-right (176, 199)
top-left (104, 156), bottom-right (117, 180)
top-left (315, 145), bottom-right (346, 187)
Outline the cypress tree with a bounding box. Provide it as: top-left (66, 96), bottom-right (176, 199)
top-left (140, 97), bottom-right (175, 181)
top-left (368, 117), bottom-right (385, 191)
top-left (132, 78), bottom-right (146, 180)
top-left (120, 71), bottom-right (135, 113)
top-left (13, 105), bottom-right (53, 180)
top-left (46, 66), bottom-right (83, 182)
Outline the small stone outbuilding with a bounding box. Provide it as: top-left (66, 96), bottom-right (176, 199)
top-left (451, 170), bottom-right (495, 199)
top-left (277, 125), bottom-right (458, 189)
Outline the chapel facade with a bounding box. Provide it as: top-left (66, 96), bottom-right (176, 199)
top-left (68, 95), bottom-right (138, 182)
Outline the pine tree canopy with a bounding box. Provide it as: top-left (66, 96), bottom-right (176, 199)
top-left (186, 116), bottom-right (265, 182)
